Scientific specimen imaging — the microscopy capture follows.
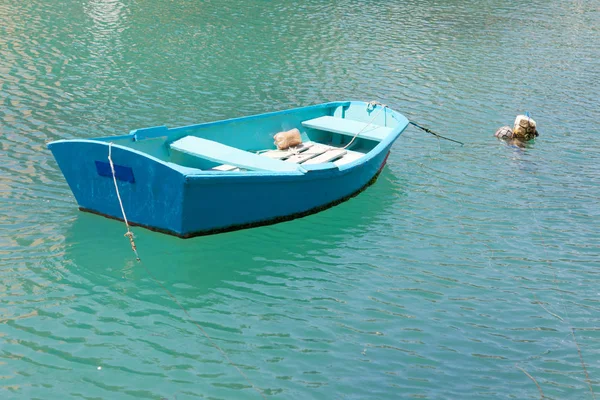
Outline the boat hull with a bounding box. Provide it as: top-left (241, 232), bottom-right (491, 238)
top-left (49, 140), bottom-right (189, 234)
top-left (80, 153), bottom-right (389, 238)
top-left (177, 147), bottom-right (391, 237)
top-left (48, 101), bottom-right (407, 237)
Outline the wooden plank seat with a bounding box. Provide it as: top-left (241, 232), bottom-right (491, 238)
top-left (170, 136), bottom-right (302, 172)
top-left (211, 142), bottom-right (316, 171)
top-left (283, 144), bottom-right (330, 164)
top-left (302, 116), bottom-right (392, 142)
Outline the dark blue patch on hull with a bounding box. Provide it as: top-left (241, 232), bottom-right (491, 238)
top-left (95, 161), bottom-right (135, 183)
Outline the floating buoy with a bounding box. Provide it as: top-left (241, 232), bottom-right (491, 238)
top-left (495, 125), bottom-right (514, 139)
top-left (495, 114), bottom-right (539, 142)
top-left (512, 115), bottom-right (538, 141)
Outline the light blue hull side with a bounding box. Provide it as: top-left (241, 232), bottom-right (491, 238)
top-left (179, 146), bottom-right (391, 235)
top-left (49, 140), bottom-right (189, 234)
top-left (48, 101), bottom-right (408, 237)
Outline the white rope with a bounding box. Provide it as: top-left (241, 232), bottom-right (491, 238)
top-left (108, 142), bottom-right (140, 261)
top-left (106, 143), bottom-right (266, 398)
top-left (342, 101), bottom-right (387, 150)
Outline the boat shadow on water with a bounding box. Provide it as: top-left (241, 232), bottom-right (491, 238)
top-left (62, 168), bottom-right (407, 296)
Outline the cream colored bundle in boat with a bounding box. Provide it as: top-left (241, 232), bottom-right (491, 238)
top-left (274, 128), bottom-right (302, 150)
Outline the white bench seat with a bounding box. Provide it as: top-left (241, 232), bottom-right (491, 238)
top-left (302, 116), bottom-right (392, 142)
top-left (170, 136), bottom-right (301, 172)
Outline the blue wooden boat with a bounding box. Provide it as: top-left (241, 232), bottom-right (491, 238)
top-left (48, 101), bottom-right (409, 238)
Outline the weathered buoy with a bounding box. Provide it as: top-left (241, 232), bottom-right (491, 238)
top-left (494, 125), bottom-right (513, 139)
top-left (512, 115), bottom-right (538, 141)
top-left (495, 114), bottom-right (539, 142)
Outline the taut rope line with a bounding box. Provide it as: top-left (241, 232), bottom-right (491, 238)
top-left (408, 121), bottom-right (464, 146)
top-left (357, 101), bottom-right (464, 147)
top-left (107, 143), bottom-right (267, 399)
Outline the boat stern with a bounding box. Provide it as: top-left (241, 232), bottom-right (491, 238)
top-left (48, 139), bottom-right (188, 236)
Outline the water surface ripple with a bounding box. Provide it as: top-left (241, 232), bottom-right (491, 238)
top-left (1, 0), bottom-right (599, 399)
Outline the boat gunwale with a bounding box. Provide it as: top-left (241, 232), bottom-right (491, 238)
top-left (163, 101), bottom-right (352, 137)
top-left (47, 101), bottom-right (408, 178)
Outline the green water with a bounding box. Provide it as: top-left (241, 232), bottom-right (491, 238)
top-left (1, 0), bottom-right (599, 399)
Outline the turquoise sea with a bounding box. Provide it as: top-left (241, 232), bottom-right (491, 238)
top-left (1, 0), bottom-right (599, 399)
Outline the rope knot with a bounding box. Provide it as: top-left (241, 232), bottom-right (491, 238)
top-left (367, 101), bottom-right (387, 111)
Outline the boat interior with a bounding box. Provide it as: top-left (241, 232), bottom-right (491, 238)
top-left (99, 102), bottom-right (398, 173)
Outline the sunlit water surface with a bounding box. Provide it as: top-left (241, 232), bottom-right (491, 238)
top-left (1, 0), bottom-right (599, 399)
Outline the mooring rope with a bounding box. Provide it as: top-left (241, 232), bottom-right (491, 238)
top-left (425, 158), bottom-right (594, 398)
top-left (108, 142), bottom-right (140, 261)
top-left (408, 121), bottom-right (464, 146)
top-left (107, 142), bottom-right (267, 399)
top-left (412, 160), bottom-right (550, 398)
top-left (342, 101), bottom-right (388, 150)
top-left (356, 101), bottom-right (464, 147)
top-left (572, 327), bottom-right (595, 399)
top-left (528, 203), bottom-right (596, 399)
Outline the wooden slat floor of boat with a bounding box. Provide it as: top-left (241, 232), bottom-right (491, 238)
top-left (303, 149), bottom-right (346, 165)
top-left (261, 142), bottom-right (314, 159)
top-left (285, 144), bottom-right (330, 164)
top-left (210, 142), bottom-right (364, 171)
top-left (211, 142), bottom-right (316, 171)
